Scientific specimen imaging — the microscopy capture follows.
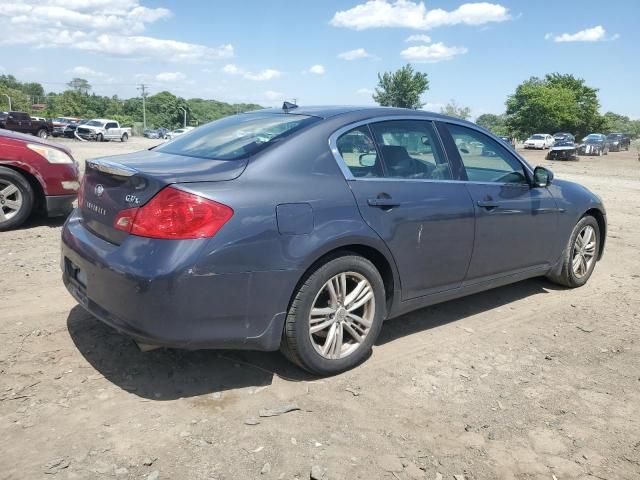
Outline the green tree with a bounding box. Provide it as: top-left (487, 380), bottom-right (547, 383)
top-left (373, 64), bottom-right (429, 109)
top-left (603, 112), bottom-right (640, 137)
top-left (506, 74), bottom-right (604, 139)
top-left (67, 78), bottom-right (92, 94)
top-left (475, 113), bottom-right (509, 136)
top-left (440, 100), bottom-right (471, 120)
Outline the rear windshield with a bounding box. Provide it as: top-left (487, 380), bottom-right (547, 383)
top-left (156, 112), bottom-right (319, 160)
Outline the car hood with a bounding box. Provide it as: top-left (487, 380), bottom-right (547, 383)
top-left (0, 128), bottom-right (72, 155)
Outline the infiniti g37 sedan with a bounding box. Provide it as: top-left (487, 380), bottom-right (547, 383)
top-left (61, 106), bottom-right (606, 375)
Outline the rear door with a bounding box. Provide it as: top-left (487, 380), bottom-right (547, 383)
top-left (438, 122), bottom-right (559, 282)
top-left (334, 119), bottom-right (475, 300)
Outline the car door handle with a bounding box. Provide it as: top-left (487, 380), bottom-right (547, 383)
top-left (368, 198), bottom-right (400, 208)
top-left (477, 200), bottom-right (499, 209)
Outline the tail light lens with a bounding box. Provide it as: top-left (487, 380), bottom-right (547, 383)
top-left (77, 176), bottom-right (86, 207)
top-left (114, 187), bottom-right (233, 239)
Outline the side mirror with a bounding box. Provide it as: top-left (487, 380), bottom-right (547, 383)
top-left (359, 153), bottom-right (377, 167)
top-left (533, 166), bottom-right (554, 187)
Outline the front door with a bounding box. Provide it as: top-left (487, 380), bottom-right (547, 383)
top-left (439, 122), bottom-right (559, 282)
top-left (335, 120), bottom-right (475, 300)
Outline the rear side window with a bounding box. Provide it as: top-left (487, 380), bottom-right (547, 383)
top-left (156, 113), bottom-right (319, 160)
top-left (369, 120), bottom-right (451, 180)
top-left (336, 126), bottom-right (384, 178)
top-left (105, 122), bottom-right (118, 129)
top-left (446, 123), bottom-right (527, 184)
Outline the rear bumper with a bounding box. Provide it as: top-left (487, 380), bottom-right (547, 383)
top-left (46, 194), bottom-right (76, 217)
top-left (60, 210), bottom-right (294, 351)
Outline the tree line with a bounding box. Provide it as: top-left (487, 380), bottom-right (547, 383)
top-left (373, 65), bottom-right (639, 139)
top-left (0, 75), bottom-right (262, 129)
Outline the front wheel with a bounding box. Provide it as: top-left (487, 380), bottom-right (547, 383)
top-left (96, 133), bottom-right (103, 142)
top-left (281, 255), bottom-right (386, 375)
top-left (0, 166), bottom-right (34, 231)
top-left (547, 216), bottom-right (600, 288)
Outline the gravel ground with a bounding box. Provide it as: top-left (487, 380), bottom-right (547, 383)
top-left (1, 138), bottom-right (639, 480)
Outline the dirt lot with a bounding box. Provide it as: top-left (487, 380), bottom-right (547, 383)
top-left (1, 138), bottom-right (639, 480)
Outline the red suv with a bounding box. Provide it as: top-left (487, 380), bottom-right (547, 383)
top-left (0, 129), bottom-right (79, 230)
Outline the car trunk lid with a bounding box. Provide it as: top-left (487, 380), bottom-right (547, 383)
top-left (80, 150), bottom-right (247, 244)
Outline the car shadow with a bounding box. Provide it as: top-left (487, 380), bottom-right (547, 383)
top-left (67, 278), bottom-right (562, 400)
top-left (17, 214), bottom-right (68, 230)
top-left (377, 277), bottom-right (560, 345)
top-left (66, 305), bottom-right (313, 401)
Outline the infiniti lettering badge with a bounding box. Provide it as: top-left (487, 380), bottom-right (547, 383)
top-left (85, 201), bottom-right (107, 216)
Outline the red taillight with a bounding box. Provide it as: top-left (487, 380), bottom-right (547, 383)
top-left (113, 187), bottom-right (233, 239)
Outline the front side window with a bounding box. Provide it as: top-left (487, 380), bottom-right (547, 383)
top-left (369, 120), bottom-right (451, 180)
top-left (336, 126), bottom-right (384, 178)
top-left (157, 113), bottom-right (319, 160)
top-left (446, 124), bottom-right (528, 184)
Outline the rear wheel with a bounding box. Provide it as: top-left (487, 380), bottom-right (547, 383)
top-left (121, 132), bottom-right (128, 142)
top-left (281, 255), bottom-right (385, 375)
top-left (36, 129), bottom-right (48, 139)
top-left (547, 216), bottom-right (599, 288)
top-left (0, 166), bottom-right (34, 231)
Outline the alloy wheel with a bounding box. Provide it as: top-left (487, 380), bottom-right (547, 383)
top-left (572, 225), bottom-right (597, 278)
top-left (0, 179), bottom-right (23, 223)
top-left (308, 271), bottom-right (375, 360)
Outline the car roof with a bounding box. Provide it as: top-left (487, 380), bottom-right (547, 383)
top-left (253, 105), bottom-right (459, 122)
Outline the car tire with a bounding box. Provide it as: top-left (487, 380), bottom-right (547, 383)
top-left (281, 254), bottom-right (386, 375)
top-left (121, 133), bottom-right (128, 142)
top-left (96, 133), bottom-right (103, 142)
top-left (36, 129), bottom-right (48, 139)
top-left (0, 166), bottom-right (35, 231)
top-left (547, 215), bottom-right (600, 288)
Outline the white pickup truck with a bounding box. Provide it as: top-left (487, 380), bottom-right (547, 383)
top-left (75, 119), bottom-right (132, 142)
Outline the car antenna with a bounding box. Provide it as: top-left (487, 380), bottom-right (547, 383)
top-left (282, 101), bottom-right (298, 112)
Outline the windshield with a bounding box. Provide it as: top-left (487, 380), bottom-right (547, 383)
top-left (85, 120), bottom-right (105, 127)
top-left (157, 113), bottom-right (319, 160)
top-left (606, 134), bottom-right (621, 139)
top-left (530, 134), bottom-right (545, 140)
top-left (584, 134), bottom-right (602, 141)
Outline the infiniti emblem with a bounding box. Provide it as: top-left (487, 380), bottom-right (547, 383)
top-left (94, 184), bottom-right (104, 197)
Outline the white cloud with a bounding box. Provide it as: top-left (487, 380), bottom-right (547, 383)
top-left (307, 64), bottom-right (326, 75)
top-left (74, 35), bottom-right (233, 63)
top-left (0, 1), bottom-right (234, 64)
top-left (264, 90), bottom-right (284, 101)
top-left (337, 48), bottom-right (374, 60)
top-left (549, 25), bottom-right (618, 43)
top-left (401, 42), bottom-right (468, 62)
top-left (222, 64), bottom-right (283, 81)
top-left (155, 71), bottom-right (185, 82)
top-left (331, 1), bottom-right (510, 30)
top-left (68, 66), bottom-right (107, 77)
top-left (356, 88), bottom-right (374, 95)
top-left (406, 34), bottom-right (432, 43)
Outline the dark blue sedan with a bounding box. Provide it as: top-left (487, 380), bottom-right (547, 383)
top-left (61, 106), bottom-right (606, 374)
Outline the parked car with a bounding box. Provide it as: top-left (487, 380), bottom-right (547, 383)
top-left (606, 133), bottom-right (630, 152)
top-left (0, 111), bottom-right (52, 138)
top-left (63, 119), bottom-right (88, 138)
top-left (578, 134), bottom-right (609, 156)
top-left (0, 129), bottom-right (79, 230)
top-left (144, 129), bottom-right (161, 139)
top-left (164, 126), bottom-right (194, 140)
top-left (51, 117), bottom-right (81, 137)
top-left (524, 134), bottom-right (554, 150)
top-left (498, 136), bottom-right (516, 148)
top-left (61, 106), bottom-right (606, 374)
top-left (76, 119), bottom-right (131, 142)
top-left (546, 137), bottom-right (577, 161)
top-left (553, 132), bottom-right (575, 143)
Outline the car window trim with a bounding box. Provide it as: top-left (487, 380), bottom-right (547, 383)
top-left (436, 120), bottom-right (535, 186)
top-left (329, 116), bottom-right (457, 183)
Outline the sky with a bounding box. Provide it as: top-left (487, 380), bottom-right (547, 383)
top-left (0, 0), bottom-right (638, 119)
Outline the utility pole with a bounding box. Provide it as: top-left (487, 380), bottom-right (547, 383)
top-left (178, 107), bottom-right (187, 128)
top-left (137, 84), bottom-right (149, 129)
top-left (1, 93), bottom-right (11, 111)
